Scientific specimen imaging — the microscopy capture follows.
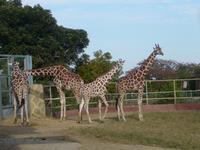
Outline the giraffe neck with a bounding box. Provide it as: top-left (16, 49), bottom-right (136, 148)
top-left (12, 64), bottom-right (21, 78)
top-left (25, 65), bottom-right (64, 77)
top-left (96, 63), bottom-right (120, 86)
top-left (139, 51), bottom-right (157, 76)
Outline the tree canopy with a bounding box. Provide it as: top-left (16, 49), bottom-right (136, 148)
top-left (76, 50), bottom-right (123, 83)
top-left (132, 59), bottom-right (200, 80)
top-left (0, 0), bottom-right (89, 68)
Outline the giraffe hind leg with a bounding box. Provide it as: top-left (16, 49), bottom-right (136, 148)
top-left (116, 96), bottom-right (121, 121)
top-left (78, 98), bottom-right (84, 123)
top-left (98, 99), bottom-right (102, 122)
top-left (100, 95), bottom-right (109, 120)
top-left (13, 96), bottom-right (18, 124)
top-left (84, 100), bottom-right (92, 123)
top-left (24, 97), bottom-right (30, 126)
top-left (119, 94), bottom-right (126, 122)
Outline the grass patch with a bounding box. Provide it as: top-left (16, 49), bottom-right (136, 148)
top-left (68, 111), bottom-right (200, 149)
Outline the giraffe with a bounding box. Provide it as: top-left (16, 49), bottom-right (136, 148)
top-left (116, 44), bottom-right (163, 121)
top-left (11, 62), bottom-right (30, 125)
top-left (25, 65), bottom-right (84, 120)
top-left (78, 59), bottom-right (124, 123)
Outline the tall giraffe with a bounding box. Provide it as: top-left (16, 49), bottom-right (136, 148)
top-left (11, 62), bottom-right (30, 125)
top-left (78, 59), bottom-right (124, 123)
top-left (116, 44), bottom-right (163, 121)
top-left (25, 65), bottom-right (83, 120)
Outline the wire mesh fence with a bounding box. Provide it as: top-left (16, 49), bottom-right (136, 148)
top-left (43, 78), bottom-right (200, 117)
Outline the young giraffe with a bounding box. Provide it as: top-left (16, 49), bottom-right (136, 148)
top-left (116, 44), bottom-right (163, 121)
top-left (78, 59), bottom-right (124, 123)
top-left (12, 62), bottom-right (30, 125)
top-left (25, 65), bottom-right (84, 120)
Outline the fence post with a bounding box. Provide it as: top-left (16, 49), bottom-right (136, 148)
top-left (145, 81), bottom-right (149, 105)
top-left (25, 55), bottom-right (33, 85)
top-left (173, 80), bottom-right (176, 104)
top-left (0, 71), bottom-right (3, 119)
top-left (49, 85), bottom-right (53, 117)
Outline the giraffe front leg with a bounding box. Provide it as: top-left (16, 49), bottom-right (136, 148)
top-left (20, 105), bottom-right (24, 126)
top-left (98, 99), bottom-right (102, 121)
top-left (138, 89), bottom-right (144, 121)
top-left (60, 99), bottom-right (64, 121)
top-left (63, 98), bottom-right (66, 120)
top-left (59, 89), bottom-right (65, 121)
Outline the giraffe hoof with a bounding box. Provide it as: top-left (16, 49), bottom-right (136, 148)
top-left (99, 119), bottom-right (104, 123)
top-left (13, 119), bottom-right (17, 124)
top-left (123, 119), bottom-right (127, 122)
top-left (24, 121), bottom-right (31, 126)
top-left (99, 120), bottom-right (104, 123)
top-left (139, 117), bottom-right (144, 121)
top-left (88, 120), bottom-right (93, 124)
top-left (20, 122), bottom-right (25, 127)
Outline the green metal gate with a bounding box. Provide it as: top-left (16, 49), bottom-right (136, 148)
top-left (0, 55), bottom-right (32, 119)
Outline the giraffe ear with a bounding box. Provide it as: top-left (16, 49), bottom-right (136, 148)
top-left (14, 61), bottom-right (19, 65)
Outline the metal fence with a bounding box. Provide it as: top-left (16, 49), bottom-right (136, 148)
top-left (43, 78), bottom-right (200, 117)
top-left (0, 55), bottom-right (32, 119)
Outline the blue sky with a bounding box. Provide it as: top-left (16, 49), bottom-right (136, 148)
top-left (22, 0), bottom-right (200, 72)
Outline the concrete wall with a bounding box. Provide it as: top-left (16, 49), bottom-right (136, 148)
top-left (29, 84), bottom-right (46, 118)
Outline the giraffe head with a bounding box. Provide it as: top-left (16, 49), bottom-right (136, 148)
top-left (153, 44), bottom-right (163, 56)
top-left (116, 59), bottom-right (125, 68)
top-left (12, 61), bottom-right (21, 77)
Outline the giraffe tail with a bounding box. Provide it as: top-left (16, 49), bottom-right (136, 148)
top-left (17, 98), bottom-right (25, 111)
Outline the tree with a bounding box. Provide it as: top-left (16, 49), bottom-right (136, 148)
top-left (132, 59), bottom-right (200, 80)
top-left (0, 0), bottom-right (89, 68)
top-left (147, 59), bottom-right (179, 80)
top-left (76, 50), bottom-right (123, 92)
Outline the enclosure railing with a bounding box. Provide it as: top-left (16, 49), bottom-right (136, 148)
top-left (43, 78), bottom-right (200, 117)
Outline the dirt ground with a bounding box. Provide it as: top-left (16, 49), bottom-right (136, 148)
top-left (0, 115), bottom-right (174, 150)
